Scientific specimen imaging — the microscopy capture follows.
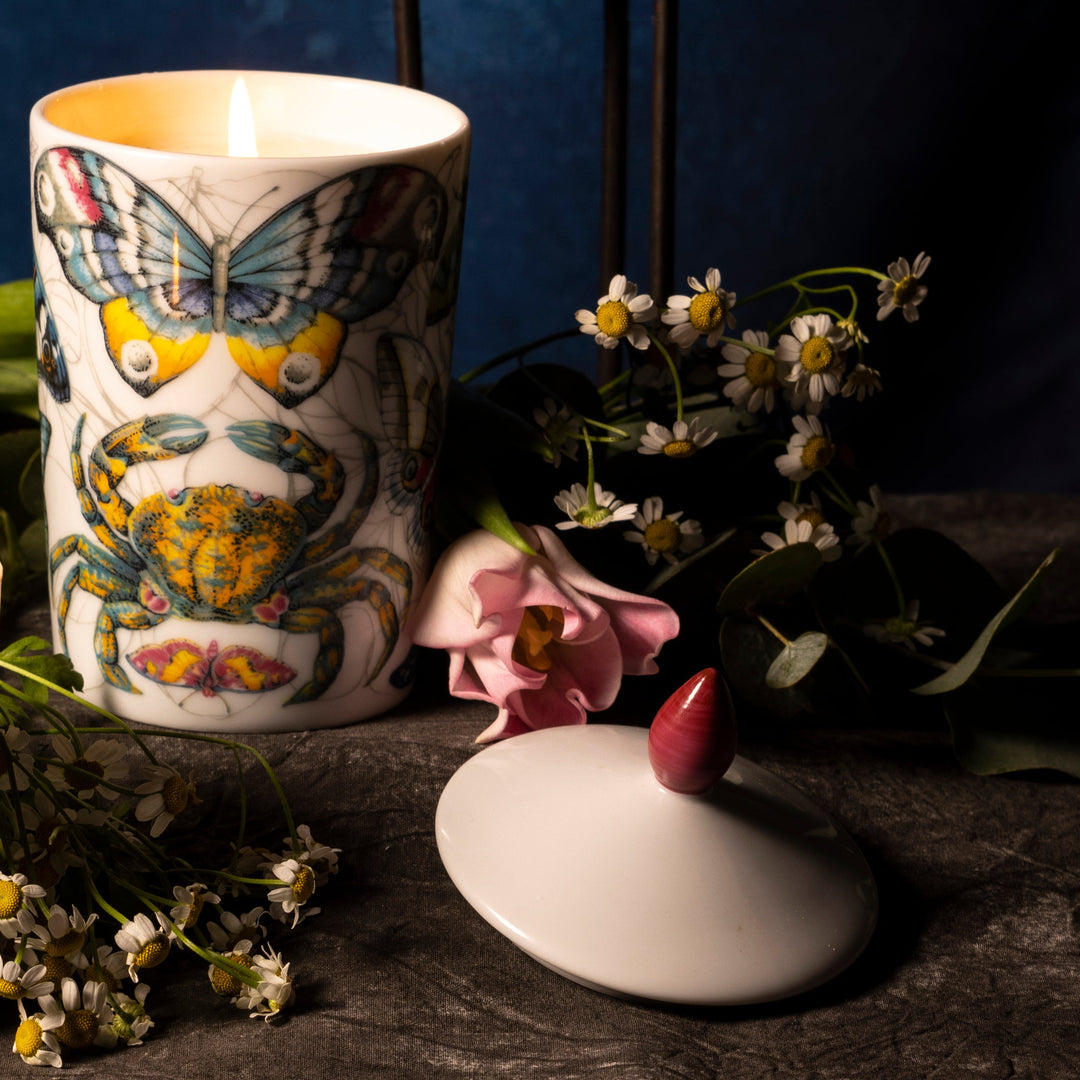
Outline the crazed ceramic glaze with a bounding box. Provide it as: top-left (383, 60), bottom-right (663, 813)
top-left (30, 71), bottom-right (469, 732)
top-left (436, 724), bottom-right (878, 1005)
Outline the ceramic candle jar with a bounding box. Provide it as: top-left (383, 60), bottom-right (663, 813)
top-left (30, 70), bottom-right (469, 732)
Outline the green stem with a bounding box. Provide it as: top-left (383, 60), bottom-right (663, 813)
top-left (736, 266), bottom-right (889, 309)
top-left (755, 612), bottom-right (792, 647)
top-left (84, 872), bottom-right (129, 925)
top-left (874, 539), bottom-right (907, 615)
top-left (457, 327), bottom-right (577, 383)
top-left (647, 330), bottom-right (684, 421)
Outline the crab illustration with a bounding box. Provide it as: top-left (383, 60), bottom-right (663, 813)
top-left (50, 413), bottom-right (411, 704)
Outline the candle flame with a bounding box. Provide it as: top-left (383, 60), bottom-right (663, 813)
top-left (228, 77), bottom-right (258, 157)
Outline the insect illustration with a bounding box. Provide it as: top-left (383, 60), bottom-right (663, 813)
top-left (127, 638), bottom-right (296, 698)
top-left (378, 333), bottom-right (443, 552)
top-left (50, 413), bottom-right (412, 704)
top-left (34, 266), bottom-right (70, 403)
top-left (34, 147), bottom-right (447, 407)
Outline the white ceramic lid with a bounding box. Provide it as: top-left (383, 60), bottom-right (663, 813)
top-left (436, 724), bottom-right (878, 1005)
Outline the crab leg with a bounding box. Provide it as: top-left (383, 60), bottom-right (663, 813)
top-left (95, 600), bottom-right (170, 692)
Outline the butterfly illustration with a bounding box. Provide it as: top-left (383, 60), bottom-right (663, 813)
top-left (34, 147), bottom-right (447, 407)
top-left (128, 638), bottom-right (297, 698)
top-left (34, 266), bottom-right (71, 403)
top-left (377, 333), bottom-right (443, 552)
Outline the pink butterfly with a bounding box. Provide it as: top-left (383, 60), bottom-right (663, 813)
top-left (128, 639), bottom-right (296, 697)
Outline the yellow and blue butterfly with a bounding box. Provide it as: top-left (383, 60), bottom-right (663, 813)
top-left (34, 265), bottom-right (70, 403)
top-left (34, 147), bottom-right (447, 408)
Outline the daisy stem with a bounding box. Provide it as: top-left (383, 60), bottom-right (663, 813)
top-left (580, 416), bottom-right (632, 441)
top-left (874, 539), bottom-right (907, 615)
top-left (819, 469), bottom-right (859, 515)
top-left (583, 429), bottom-right (599, 513)
top-left (714, 335), bottom-right (776, 355)
top-left (755, 612), bottom-right (792, 647)
top-left (230, 745), bottom-right (249, 870)
top-left (457, 327), bottom-right (578, 383)
top-left (736, 267), bottom-right (889, 309)
top-left (597, 369), bottom-right (632, 397)
top-left (647, 330), bottom-right (683, 422)
top-left (83, 872), bottom-right (129, 925)
top-left (3, 752), bottom-right (35, 889)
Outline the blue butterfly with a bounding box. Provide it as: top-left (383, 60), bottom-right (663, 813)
top-left (34, 147), bottom-right (447, 408)
top-left (34, 265), bottom-right (70, 403)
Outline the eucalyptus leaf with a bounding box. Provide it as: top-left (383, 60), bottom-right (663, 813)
top-left (765, 631), bottom-right (829, 689)
top-left (718, 542), bottom-right (822, 614)
top-left (719, 614), bottom-right (813, 719)
top-left (911, 549), bottom-right (1059, 695)
top-left (0, 279), bottom-right (35, 360)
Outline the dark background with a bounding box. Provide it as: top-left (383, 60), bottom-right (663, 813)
top-left (2, 0), bottom-right (1076, 493)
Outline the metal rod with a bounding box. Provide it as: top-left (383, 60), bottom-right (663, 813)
top-left (597, 0), bottom-right (630, 385)
top-left (649, 0), bottom-right (678, 305)
top-left (394, 0), bottom-right (424, 90)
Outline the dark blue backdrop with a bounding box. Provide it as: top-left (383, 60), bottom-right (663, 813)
top-left (3, 0), bottom-right (1076, 492)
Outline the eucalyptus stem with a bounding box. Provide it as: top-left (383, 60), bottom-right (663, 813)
top-left (755, 612), bottom-right (791, 647)
top-left (457, 327), bottom-right (577, 383)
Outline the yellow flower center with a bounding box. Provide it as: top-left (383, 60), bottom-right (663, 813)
top-left (573, 505), bottom-right (614, 528)
top-left (799, 335), bottom-right (835, 374)
top-left (42, 954), bottom-right (74, 982)
top-left (0, 977), bottom-right (24, 1000)
top-left (892, 275), bottom-right (918, 306)
top-left (595, 299), bottom-right (632, 339)
top-left (291, 865), bottom-right (315, 904)
top-left (643, 518), bottom-right (682, 554)
top-left (884, 615), bottom-right (917, 638)
top-left (132, 934), bottom-right (170, 970)
top-left (512, 606), bottom-right (565, 673)
top-left (688, 290), bottom-right (725, 333)
top-left (210, 952), bottom-right (253, 997)
top-left (800, 435), bottom-right (835, 472)
top-left (14, 1017), bottom-right (43, 1057)
top-left (162, 774), bottom-right (191, 816)
top-left (46, 929), bottom-right (85, 956)
top-left (64, 757), bottom-right (104, 790)
top-left (796, 507), bottom-right (826, 529)
top-left (0, 879), bottom-right (22, 918)
top-left (744, 352), bottom-right (778, 388)
top-left (57, 1009), bottom-right (99, 1050)
top-left (662, 439), bottom-right (696, 459)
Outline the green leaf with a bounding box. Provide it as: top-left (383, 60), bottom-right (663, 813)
top-left (718, 542), bottom-right (822, 613)
top-left (0, 637), bottom-right (84, 694)
top-left (911, 549), bottom-right (1059, 695)
top-left (719, 614), bottom-right (813, 719)
top-left (0, 279), bottom-right (35, 360)
top-left (946, 679), bottom-right (1080, 778)
top-left (765, 631), bottom-right (829, 689)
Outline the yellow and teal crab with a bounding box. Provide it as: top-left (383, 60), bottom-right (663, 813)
top-left (50, 413), bottom-right (410, 704)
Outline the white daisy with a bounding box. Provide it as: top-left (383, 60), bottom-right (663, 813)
top-left (78, 945), bottom-right (130, 994)
top-left (0, 872), bottom-right (47, 922)
top-left (774, 415), bottom-right (837, 481)
top-left (207, 940), bottom-right (255, 998)
top-left (238, 945), bottom-right (294, 1023)
top-left (30, 905), bottom-right (98, 960)
top-left (769, 497), bottom-right (842, 562)
top-left (533, 398), bottom-right (581, 467)
top-left (553, 482), bottom-right (637, 530)
top-left (848, 485), bottom-right (892, 552)
top-left (623, 496), bottom-right (704, 566)
top-left (56, 977), bottom-right (116, 1050)
top-left (12, 996), bottom-right (64, 1067)
top-left (267, 859), bottom-right (318, 929)
top-left (575, 274), bottom-right (656, 350)
top-left (876, 252), bottom-right (930, 322)
top-left (637, 416), bottom-right (718, 458)
top-left (842, 363), bottom-right (883, 401)
top-left (717, 329), bottom-right (782, 413)
top-left (0, 958), bottom-right (54, 1012)
top-left (0, 906), bottom-right (36, 941)
top-left (21, 790), bottom-right (107, 881)
top-left (109, 984), bottom-right (153, 1046)
top-left (134, 766), bottom-right (199, 838)
top-left (43, 736), bottom-right (127, 800)
top-left (0, 726), bottom-right (33, 792)
top-left (757, 517), bottom-right (841, 562)
top-left (292, 824), bottom-right (341, 886)
top-left (837, 316), bottom-right (869, 346)
top-left (863, 599), bottom-right (945, 650)
top-left (661, 267), bottom-right (736, 349)
top-left (207, 907), bottom-right (267, 953)
top-left (114, 912), bottom-right (173, 982)
top-left (169, 883), bottom-right (220, 930)
top-left (776, 313), bottom-right (848, 408)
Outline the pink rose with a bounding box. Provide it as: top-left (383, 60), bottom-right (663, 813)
top-left (408, 524), bottom-right (680, 742)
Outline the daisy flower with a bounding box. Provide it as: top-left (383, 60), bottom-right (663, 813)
top-left (848, 485), bottom-right (892, 552)
top-left (21, 792), bottom-right (108, 882)
top-left (637, 416), bottom-right (718, 459)
top-left (575, 274), bottom-right (656, 350)
top-left (757, 517), bottom-right (841, 563)
top-left (110, 984), bottom-right (153, 1046)
top-left (0, 726), bottom-right (33, 792)
top-left (114, 912), bottom-right (174, 982)
top-left (267, 859), bottom-right (317, 928)
top-left (554, 482), bottom-right (637, 530)
top-left (207, 907), bottom-right (267, 953)
top-left (207, 940), bottom-right (255, 998)
top-left (55, 977), bottom-right (117, 1050)
top-left (30, 905), bottom-right (98, 959)
top-left (623, 497), bottom-right (704, 566)
top-left (776, 313), bottom-right (848, 408)
top-left (43, 735), bottom-right (127, 799)
top-left (79, 945), bottom-right (130, 994)
top-left (0, 907), bottom-right (36, 941)
top-left (837, 316), bottom-right (868, 346)
top-left (0, 872), bottom-right (47, 922)
top-left (717, 329), bottom-right (782, 413)
top-left (0, 958), bottom-right (54, 1011)
top-left (842, 362), bottom-right (883, 401)
top-left (763, 496), bottom-right (842, 562)
top-left (292, 824), bottom-right (341, 886)
top-left (876, 252), bottom-right (930, 322)
top-left (774, 415), bottom-right (836, 481)
top-left (533, 398), bottom-right (581, 467)
top-left (12, 996), bottom-right (64, 1067)
top-left (169, 883), bottom-right (220, 930)
top-left (661, 267), bottom-right (736, 349)
top-left (134, 766), bottom-right (199, 838)
top-left (238, 946), bottom-right (294, 1023)
top-left (863, 599), bottom-right (945, 651)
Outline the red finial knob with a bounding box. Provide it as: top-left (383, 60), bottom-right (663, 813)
top-left (648, 668), bottom-right (737, 794)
